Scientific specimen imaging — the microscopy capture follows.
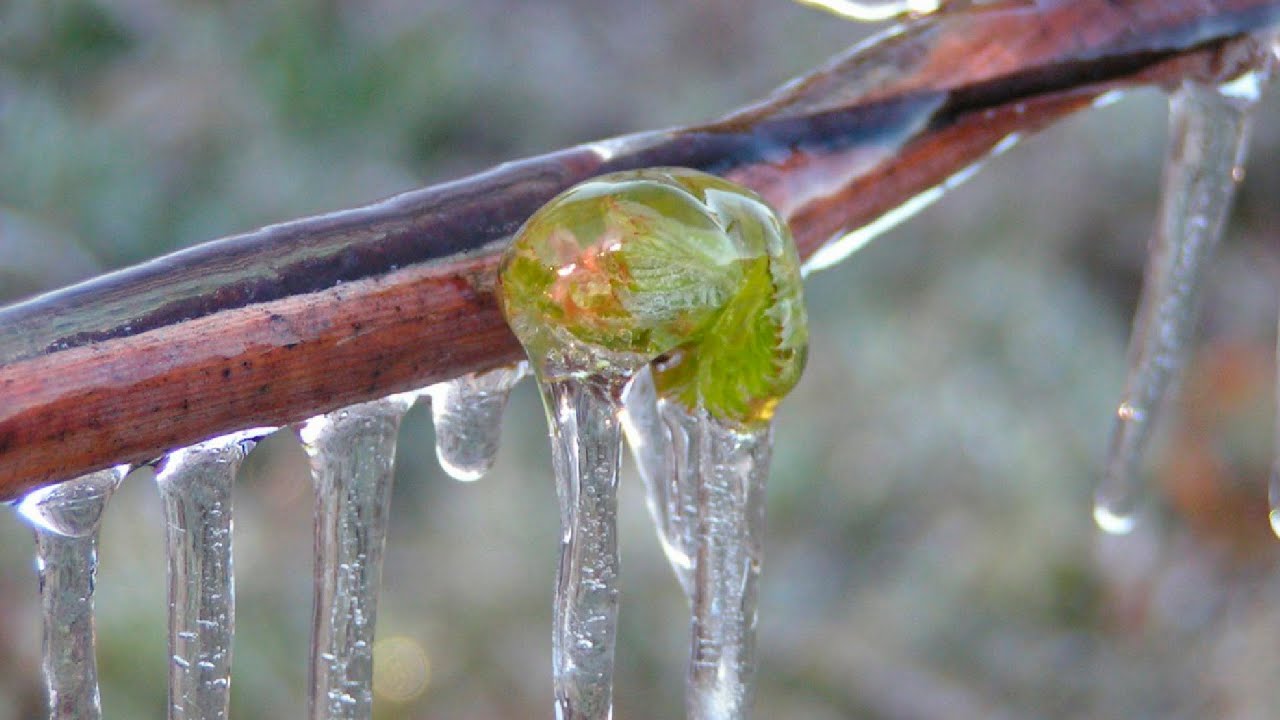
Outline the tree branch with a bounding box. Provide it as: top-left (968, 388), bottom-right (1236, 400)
top-left (0, 0), bottom-right (1276, 498)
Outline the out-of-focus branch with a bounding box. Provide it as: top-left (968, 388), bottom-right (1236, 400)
top-left (0, 0), bottom-right (1276, 498)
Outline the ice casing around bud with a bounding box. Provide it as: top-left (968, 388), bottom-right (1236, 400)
top-left (499, 167), bottom-right (808, 427)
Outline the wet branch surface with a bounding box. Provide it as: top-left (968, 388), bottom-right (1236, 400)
top-left (0, 0), bottom-right (1277, 498)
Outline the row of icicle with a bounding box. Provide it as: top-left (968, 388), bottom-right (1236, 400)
top-left (13, 356), bottom-right (765, 720)
top-left (8, 35), bottom-right (1279, 720)
top-left (14, 366), bottom-right (525, 720)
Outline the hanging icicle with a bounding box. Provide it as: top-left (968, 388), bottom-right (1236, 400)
top-left (540, 373), bottom-right (628, 720)
top-left (298, 394), bottom-right (417, 720)
top-left (685, 408), bottom-right (772, 720)
top-left (427, 363), bottom-right (528, 482)
top-left (154, 429), bottom-right (270, 720)
top-left (15, 465), bottom-right (129, 720)
top-left (499, 168), bottom-right (808, 720)
top-left (622, 368), bottom-right (697, 596)
top-left (1093, 59), bottom-right (1273, 535)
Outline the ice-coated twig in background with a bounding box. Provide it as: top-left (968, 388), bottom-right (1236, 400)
top-left (299, 394), bottom-right (417, 720)
top-left (1094, 64), bottom-right (1271, 535)
top-left (542, 376), bottom-right (627, 720)
top-left (1095, 60), bottom-right (1274, 532)
top-left (155, 430), bottom-right (269, 720)
top-left (1272, 303), bottom-right (1280, 537)
top-left (428, 363), bottom-right (528, 482)
top-left (16, 465), bottom-right (128, 720)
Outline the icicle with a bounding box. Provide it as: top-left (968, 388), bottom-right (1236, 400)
top-left (427, 362), bottom-right (527, 481)
top-left (154, 429), bottom-right (269, 720)
top-left (682, 408), bottom-right (771, 720)
top-left (1095, 65), bottom-right (1270, 534)
top-left (621, 368), bottom-right (697, 596)
top-left (500, 168), bottom-right (808, 720)
top-left (16, 465), bottom-right (128, 720)
top-left (298, 394), bottom-right (415, 720)
top-left (541, 375), bottom-right (627, 720)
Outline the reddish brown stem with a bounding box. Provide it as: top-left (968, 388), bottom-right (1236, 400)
top-left (0, 0), bottom-right (1276, 498)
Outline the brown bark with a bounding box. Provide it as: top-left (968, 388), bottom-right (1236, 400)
top-left (0, 0), bottom-right (1276, 498)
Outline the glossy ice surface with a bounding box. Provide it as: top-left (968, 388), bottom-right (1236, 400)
top-left (499, 168), bottom-right (807, 429)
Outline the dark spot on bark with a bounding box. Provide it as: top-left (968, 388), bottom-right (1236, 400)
top-left (222, 368), bottom-right (232, 379)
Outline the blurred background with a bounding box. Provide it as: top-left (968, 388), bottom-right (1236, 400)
top-left (2, 1), bottom-right (1280, 718)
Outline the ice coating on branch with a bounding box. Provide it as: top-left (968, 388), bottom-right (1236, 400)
top-left (155, 429), bottom-right (268, 720)
top-left (500, 168), bottom-right (807, 719)
top-left (1094, 68), bottom-right (1269, 535)
top-left (427, 363), bottom-right (528, 482)
top-left (299, 396), bottom-right (414, 720)
top-left (793, 0), bottom-right (942, 22)
top-left (16, 465), bottom-right (128, 720)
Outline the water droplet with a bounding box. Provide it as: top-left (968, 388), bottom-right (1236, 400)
top-left (1093, 503), bottom-right (1137, 536)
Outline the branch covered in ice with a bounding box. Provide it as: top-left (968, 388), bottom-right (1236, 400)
top-left (0, 0), bottom-right (1276, 497)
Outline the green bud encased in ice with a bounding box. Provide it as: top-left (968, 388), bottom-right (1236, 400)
top-left (498, 168), bottom-right (807, 428)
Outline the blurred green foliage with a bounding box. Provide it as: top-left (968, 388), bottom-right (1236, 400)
top-left (2, 1), bottom-right (1280, 718)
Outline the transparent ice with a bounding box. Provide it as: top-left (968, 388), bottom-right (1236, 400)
top-left (299, 394), bottom-right (417, 720)
top-left (624, 380), bottom-right (772, 720)
top-left (541, 375), bottom-right (627, 720)
top-left (154, 429), bottom-right (269, 720)
top-left (621, 368), bottom-right (696, 596)
top-left (793, 0), bottom-right (942, 22)
top-left (16, 465), bottom-right (128, 720)
top-left (1094, 68), bottom-right (1269, 534)
top-left (428, 362), bottom-right (527, 481)
top-left (684, 410), bottom-right (771, 720)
